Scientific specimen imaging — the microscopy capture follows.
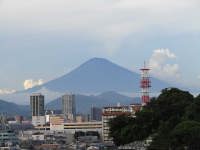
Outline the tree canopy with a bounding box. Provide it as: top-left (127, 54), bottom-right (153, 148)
top-left (109, 88), bottom-right (200, 149)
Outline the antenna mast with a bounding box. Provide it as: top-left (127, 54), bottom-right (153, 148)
top-left (140, 61), bottom-right (151, 106)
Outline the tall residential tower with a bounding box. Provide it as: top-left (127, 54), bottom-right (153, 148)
top-left (30, 93), bottom-right (45, 116)
top-left (30, 93), bottom-right (45, 126)
top-left (62, 93), bottom-right (76, 121)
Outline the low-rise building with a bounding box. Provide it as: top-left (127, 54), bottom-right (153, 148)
top-left (50, 115), bottom-right (64, 131)
top-left (63, 122), bottom-right (102, 134)
top-left (0, 130), bottom-right (18, 146)
top-left (32, 132), bottom-right (45, 141)
top-left (102, 104), bottom-right (142, 143)
top-left (34, 121), bottom-right (102, 135)
top-left (76, 115), bottom-right (85, 123)
top-left (32, 116), bottom-right (46, 127)
top-left (91, 107), bottom-right (102, 121)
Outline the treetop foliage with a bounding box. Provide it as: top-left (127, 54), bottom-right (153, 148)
top-left (109, 88), bottom-right (200, 149)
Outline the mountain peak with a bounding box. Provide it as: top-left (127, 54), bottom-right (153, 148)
top-left (22, 57), bottom-right (170, 95)
top-left (82, 57), bottom-right (112, 66)
top-left (88, 57), bottom-right (109, 62)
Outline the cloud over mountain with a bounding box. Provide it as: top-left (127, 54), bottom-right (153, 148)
top-left (0, 89), bottom-right (16, 95)
top-left (23, 79), bottom-right (44, 90)
top-left (149, 49), bottom-right (180, 82)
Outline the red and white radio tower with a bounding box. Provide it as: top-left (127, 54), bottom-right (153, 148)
top-left (140, 62), bottom-right (151, 106)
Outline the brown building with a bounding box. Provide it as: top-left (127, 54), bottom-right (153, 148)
top-left (102, 104), bottom-right (142, 143)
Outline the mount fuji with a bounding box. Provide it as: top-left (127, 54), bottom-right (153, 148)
top-left (0, 58), bottom-right (170, 104)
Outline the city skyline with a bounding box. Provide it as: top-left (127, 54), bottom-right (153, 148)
top-left (0, 1), bottom-right (200, 149)
top-left (0, 0), bottom-right (200, 93)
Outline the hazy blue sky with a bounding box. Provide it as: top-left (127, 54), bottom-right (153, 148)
top-left (0, 0), bottom-right (200, 92)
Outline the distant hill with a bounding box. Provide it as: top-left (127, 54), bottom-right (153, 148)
top-left (0, 99), bottom-right (30, 116)
top-left (0, 92), bottom-right (139, 116)
top-left (97, 91), bottom-right (139, 103)
top-left (46, 91), bottom-right (141, 114)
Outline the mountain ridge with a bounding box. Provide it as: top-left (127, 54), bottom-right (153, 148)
top-left (0, 91), bottom-right (140, 116)
top-left (0, 99), bottom-right (29, 116)
top-left (46, 91), bottom-right (141, 114)
top-left (23, 57), bottom-right (170, 93)
top-left (0, 57), bottom-right (170, 104)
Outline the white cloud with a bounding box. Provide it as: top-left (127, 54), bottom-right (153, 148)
top-left (23, 79), bottom-right (44, 90)
top-left (0, 89), bottom-right (16, 95)
top-left (148, 49), bottom-right (180, 81)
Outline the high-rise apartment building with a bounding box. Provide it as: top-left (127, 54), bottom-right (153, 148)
top-left (62, 94), bottom-right (76, 121)
top-left (30, 93), bottom-right (45, 116)
top-left (30, 93), bottom-right (45, 126)
top-left (91, 106), bottom-right (102, 121)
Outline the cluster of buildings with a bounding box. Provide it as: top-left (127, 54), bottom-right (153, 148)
top-left (0, 63), bottom-right (151, 149)
top-left (29, 92), bottom-right (144, 143)
top-left (1, 92), bottom-right (141, 149)
top-left (30, 93), bottom-right (102, 132)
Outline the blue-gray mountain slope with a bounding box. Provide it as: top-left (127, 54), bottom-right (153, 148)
top-left (27, 58), bottom-right (170, 94)
top-left (46, 91), bottom-right (141, 114)
top-left (0, 99), bottom-right (29, 116)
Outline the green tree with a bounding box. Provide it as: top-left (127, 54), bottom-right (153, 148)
top-left (142, 88), bottom-right (193, 149)
top-left (109, 88), bottom-right (194, 149)
top-left (109, 114), bottom-right (134, 146)
top-left (170, 121), bottom-right (200, 150)
top-left (184, 94), bottom-right (200, 122)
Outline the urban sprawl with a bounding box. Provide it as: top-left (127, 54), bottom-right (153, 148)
top-left (0, 64), bottom-right (151, 150)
